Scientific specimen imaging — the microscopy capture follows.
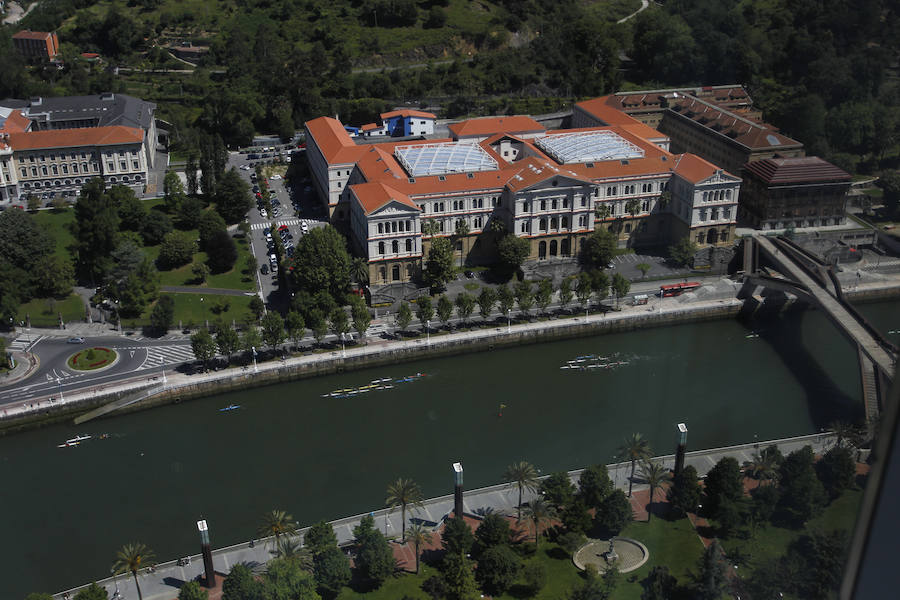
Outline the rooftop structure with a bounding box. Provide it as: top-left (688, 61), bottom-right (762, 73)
top-left (394, 142), bottom-right (498, 177)
top-left (11, 30), bottom-right (59, 61)
top-left (7, 126), bottom-right (144, 150)
top-left (741, 156), bottom-right (851, 185)
top-left (535, 130), bottom-right (645, 165)
top-left (448, 115), bottom-right (545, 141)
top-left (0, 93), bottom-right (156, 131)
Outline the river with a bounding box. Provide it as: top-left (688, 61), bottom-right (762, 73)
top-left (2, 299), bottom-right (897, 597)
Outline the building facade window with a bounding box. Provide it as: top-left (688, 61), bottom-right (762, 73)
top-left (378, 241), bottom-right (385, 254)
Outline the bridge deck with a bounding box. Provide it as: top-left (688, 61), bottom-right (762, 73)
top-left (755, 236), bottom-right (896, 377)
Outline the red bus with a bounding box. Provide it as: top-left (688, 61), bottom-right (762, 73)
top-left (660, 282), bottom-right (701, 297)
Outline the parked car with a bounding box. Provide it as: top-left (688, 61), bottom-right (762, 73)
top-left (260, 264), bottom-right (269, 275)
top-left (67, 337), bottom-right (85, 344)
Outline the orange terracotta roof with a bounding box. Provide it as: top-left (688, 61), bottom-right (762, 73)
top-left (380, 109), bottom-right (436, 120)
top-left (351, 182), bottom-right (420, 215)
top-left (12, 30), bottom-right (53, 40)
top-left (449, 116), bottom-right (545, 139)
top-left (0, 109), bottom-right (31, 134)
top-left (360, 123), bottom-right (381, 132)
top-left (305, 116), bottom-right (365, 164)
top-left (8, 126), bottom-right (143, 150)
top-left (671, 153), bottom-right (736, 184)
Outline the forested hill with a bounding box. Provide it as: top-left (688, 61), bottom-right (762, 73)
top-left (1, 0), bottom-right (898, 174)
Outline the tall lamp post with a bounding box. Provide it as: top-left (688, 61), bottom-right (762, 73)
top-left (251, 346), bottom-right (258, 373)
top-left (506, 309), bottom-right (511, 334)
top-left (426, 320), bottom-right (430, 345)
top-left (197, 519), bottom-right (216, 587)
top-left (674, 423), bottom-right (688, 478)
top-left (340, 332), bottom-right (346, 358)
top-left (452, 462), bottom-right (464, 518)
top-left (57, 376), bottom-right (64, 402)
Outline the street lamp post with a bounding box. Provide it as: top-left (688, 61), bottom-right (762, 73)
top-left (251, 346), bottom-right (258, 373)
top-left (506, 309), bottom-right (511, 333)
top-left (57, 376), bottom-right (64, 402)
top-left (426, 320), bottom-right (430, 345)
top-left (340, 332), bottom-right (346, 358)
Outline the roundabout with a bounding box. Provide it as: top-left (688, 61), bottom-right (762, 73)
top-left (573, 537), bottom-right (649, 573)
top-left (66, 347), bottom-right (119, 372)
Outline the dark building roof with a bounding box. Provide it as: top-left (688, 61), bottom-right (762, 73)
top-left (0, 93), bottom-right (155, 131)
top-left (742, 157), bottom-right (850, 185)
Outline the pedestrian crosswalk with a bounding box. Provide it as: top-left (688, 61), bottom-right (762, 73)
top-left (115, 345), bottom-right (197, 369)
top-left (250, 218), bottom-right (303, 231)
top-left (8, 335), bottom-right (43, 352)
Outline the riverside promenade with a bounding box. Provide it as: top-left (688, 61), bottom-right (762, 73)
top-left (54, 432), bottom-right (838, 600)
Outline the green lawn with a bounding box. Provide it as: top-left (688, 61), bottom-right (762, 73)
top-left (148, 237), bottom-right (255, 291)
top-left (335, 564), bottom-right (438, 600)
top-left (130, 293), bottom-right (256, 329)
top-left (31, 208), bottom-right (76, 261)
top-left (16, 294), bottom-right (85, 327)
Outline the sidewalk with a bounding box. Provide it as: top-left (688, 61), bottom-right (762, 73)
top-left (53, 432), bottom-right (837, 600)
top-left (0, 351), bottom-right (38, 387)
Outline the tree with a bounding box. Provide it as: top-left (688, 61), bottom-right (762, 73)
top-left (424, 5), bottom-right (447, 28)
top-left (561, 499), bottom-right (592, 534)
top-left (595, 489), bottom-right (632, 535)
top-left (396, 302), bottom-right (413, 333)
top-left (178, 580), bottom-right (209, 600)
top-left (407, 523), bottom-right (433, 575)
top-left (192, 262), bottom-right (210, 283)
top-left (27, 194), bottom-right (40, 212)
top-left (743, 450), bottom-right (779, 486)
top-left (617, 433), bottom-right (652, 497)
top-left (580, 228), bottom-right (616, 269)
top-left (72, 583), bottom-right (108, 600)
top-left (215, 168), bottom-right (253, 223)
top-left (817, 445), bottom-right (857, 498)
top-left (73, 179), bottom-right (120, 281)
top-left (748, 484), bottom-right (779, 532)
top-left (558, 277), bottom-right (574, 311)
top-left (353, 514), bottom-right (395, 586)
top-left (455, 292), bottom-right (475, 326)
top-left (695, 540), bottom-right (728, 600)
top-left (290, 226), bottom-right (351, 304)
top-left (305, 520), bottom-right (339, 556)
top-left (575, 272), bottom-right (592, 310)
top-left (261, 311), bottom-right (286, 352)
top-left (476, 287), bottom-right (496, 320)
top-left (452, 220), bottom-right (470, 267)
top-left (636, 263), bottom-right (651, 279)
top-left (522, 562), bottom-right (548, 596)
top-left (241, 326), bottom-right (263, 357)
top-left (703, 456), bottom-right (744, 516)
top-left (425, 237), bottom-right (454, 292)
top-left (245, 254), bottom-right (258, 279)
top-left (611, 273), bottom-right (630, 309)
top-left (523, 498), bottom-right (556, 551)
top-left (206, 230), bottom-right (238, 274)
top-left (176, 195), bottom-right (204, 230)
top-left (441, 552), bottom-right (479, 600)
top-left (258, 509), bottom-right (297, 544)
top-left (829, 420), bottom-right (865, 449)
top-left (777, 446), bottom-right (827, 525)
top-left (474, 513), bottom-right (511, 555)
top-left (578, 464), bottom-right (614, 509)
top-left (540, 471), bottom-right (575, 510)
top-left (535, 279), bottom-right (553, 315)
top-left (416, 296), bottom-right (434, 331)
top-left (111, 542), bottom-right (155, 600)
top-left (496, 283), bottom-right (515, 317)
top-left (117, 190), bottom-right (148, 232)
top-left (668, 236), bottom-right (697, 267)
top-left (222, 563), bottom-right (263, 600)
top-left (385, 477), bottom-right (424, 542)
top-left (785, 530), bottom-right (847, 599)
top-left (190, 329), bottom-right (217, 370)
top-left (350, 256), bottom-right (369, 286)
top-left (638, 461), bottom-right (670, 521)
top-left (496, 234), bottom-right (530, 274)
top-left (667, 465), bottom-right (702, 518)
top-left (260, 557), bottom-right (319, 600)
top-left (310, 311), bottom-right (328, 346)
top-left (590, 270), bottom-right (610, 307)
top-left (34, 255), bottom-right (75, 298)
top-left (642, 565), bottom-right (677, 600)
top-left (437, 294), bottom-right (453, 329)
top-left (475, 544), bottom-right (521, 595)
top-left (272, 535), bottom-right (312, 569)
top-left (329, 307), bottom-right (349, 340)
top-left (149, 295), bottom-right (175, 332)
top-left (0, 208), bottom-right (47, 272)
top-left (216, 325), bottom-right (240, 363)
top-left (504, 461), bottom-right (539, 522)
top-left (514, 279), bottom-right (534, 317)
top-left (163, 171), bottom-right (186, 214)
top-left (351, 300), bottom-right (371, 339)
top-left (441, 516), bottom-right (474, 556)
top-left (198, 209), bottom-right (227, 249)
top-left (185, 153), bottom-right (199, 196)
top-left (159, 231), bottom-right (197, 268)
top-left (140, 212), bottom-right (173, 245)
top-left (285, 311), bottom-right (305, 348)
top-left (248, 297), bottom-right (265, 321)
top-left (313, 545), bottom-right (351, 596)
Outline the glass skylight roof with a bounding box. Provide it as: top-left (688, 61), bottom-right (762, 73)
top-left (535, 131), bottom-right (645, 164)
top-left (394, 142), bottom-right (498, 177)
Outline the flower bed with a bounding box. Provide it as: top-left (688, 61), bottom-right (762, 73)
top-left (67, 347), bottom-right (117, 371)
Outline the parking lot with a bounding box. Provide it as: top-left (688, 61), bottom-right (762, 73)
top-left (609, 252), bottom-right (688, 281)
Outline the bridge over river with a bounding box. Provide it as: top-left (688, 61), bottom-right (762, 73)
top-left (742, 235), bottom-right (898, 420)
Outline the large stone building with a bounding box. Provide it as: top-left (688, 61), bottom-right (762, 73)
top-left (0, 93), bottom-right (158, 202)
top-left (739, 157), bottom-right (851, 230)
top-left (306, 113), bottom-right (740, 286)
top-left (11, 30), bottom-right (59, 61)
top-left (574, 86), bottom-right (804, 176)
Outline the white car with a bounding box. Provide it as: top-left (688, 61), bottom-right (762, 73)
top-left (239, 164), bottom-right (250, 170)
top-left (270, 174), bottom-right (282, 180)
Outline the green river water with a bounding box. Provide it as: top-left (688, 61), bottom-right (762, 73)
top-left (2, 299), bottom-right (898, 597)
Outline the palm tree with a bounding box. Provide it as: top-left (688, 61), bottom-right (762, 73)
top-left (272, 535), bottom-right (313, 570)
top-left (743, 451), bottom-right (778, 486)
top-left (258, 509), bottom-right (298, 545)
top-left (406, 522), bottom-right (433, 574)
top-left (617, 433), bottom-right (652, 497)
top-left (350, 257), bottom-right (369, 286)
top-left (385, 477), bottom-right (424, 542)
top-left (638, 460), bottom-right (671, 522)
top-left (829, 420), bottom-right (863, 449)
top-left (111, 542), bottom-right (155, 600)
top-left (504, 461), bottom-right (539, 522)
top-left (522, 498), bottom-right (557, 551)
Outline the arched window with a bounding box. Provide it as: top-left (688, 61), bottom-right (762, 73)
top-left (721, 231), bottom-right (729, 242)
top-left (378, 241), bottom-right (385, 254)
top-left (702, 192), bottom-right (708, 201)
top-left (707, 229), bottom-right (719, 244)
top-left (561, 238), bottom-right (571, 256)
top-left (549, 240), bottom-right (558, 256)
top-left (538, 241), bottom-right (547, 259)
top-left (624, 223), bottom-right (631, 233)
top-left (539, 218), bottom-right (547, 231)
top-left (405, 238), bottom-right (412, 252)
top-left (392, 265), bottom-right (400, 281)
top-left (406, 264), bottom-right (414, 279)
top-left (561, 216), bottom-right (569, 229)
top-left (122, 176), bottom-right (130, 182)
top-left (523, 201), bottom-right (529, 212)
top-left (392, 221), bottom-right (397, 233)
top-left (380, 267), bottom-right (387, 282)
top-left (392, 240), bottom-right (399, 253)
top-left (109, 177), bottom-right (117, 183)
top-left (550, 217), bottom-right (558, 229)
top-left (378, 223), bottom-right (384, 234)
top-left (696, 231), bottom-right (706, 244)
top-left (540, 200), bottom-right (546, 211)
top-left (135, 175), bottom-right (142, 181)
top-left (551, 199), bottom-right (557, 209)
top-left (726, 189), bottom-right (732, 199)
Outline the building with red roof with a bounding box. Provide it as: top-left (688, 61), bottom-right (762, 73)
top-left (12, 30), bottom-right (59, 61)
